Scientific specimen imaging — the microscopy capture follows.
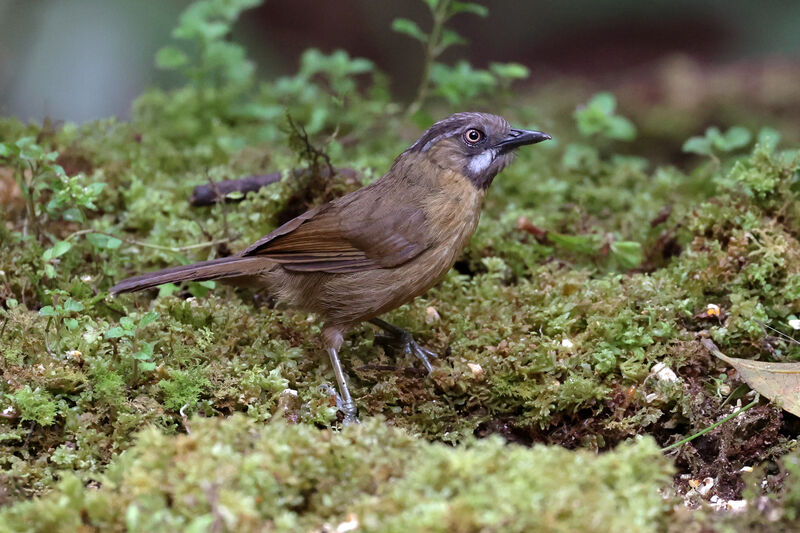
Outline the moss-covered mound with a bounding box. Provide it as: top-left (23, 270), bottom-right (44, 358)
top-left (0, 416), bottom-right (672, 533)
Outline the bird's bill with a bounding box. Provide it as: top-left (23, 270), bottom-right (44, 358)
top-left (495, 128), bottom-right (551, 152)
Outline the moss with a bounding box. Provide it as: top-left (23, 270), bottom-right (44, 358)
top-left (6, 385), bottom-right (60, 426)
top-left (0, 416), bottom-right (672, 533)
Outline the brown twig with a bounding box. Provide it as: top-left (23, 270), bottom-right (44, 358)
top-left (190, 172), bottom-right (283, 206)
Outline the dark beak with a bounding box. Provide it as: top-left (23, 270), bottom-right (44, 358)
top-left (495, 128), bottom-right (551, 153)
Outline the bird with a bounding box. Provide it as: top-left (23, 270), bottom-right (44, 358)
top-left (111, 112), bottom-right (551, 424)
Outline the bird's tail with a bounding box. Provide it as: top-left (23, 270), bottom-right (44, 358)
top-left (110, 256), bottom-right (267, 294)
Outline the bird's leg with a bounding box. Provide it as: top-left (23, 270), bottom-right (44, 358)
top-left (369, 318), bottom-right (438, 374)
top-left (326, 346), bottom-right (359, 425)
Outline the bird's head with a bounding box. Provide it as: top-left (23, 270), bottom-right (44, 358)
top-left (406, 112), bottom-right (550, 189)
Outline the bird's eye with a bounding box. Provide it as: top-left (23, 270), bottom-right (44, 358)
top-left (463, 128), bottom-right (484, 145)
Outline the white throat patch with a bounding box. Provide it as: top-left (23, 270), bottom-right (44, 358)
top-left (467, 149), bottom-right (496, 175)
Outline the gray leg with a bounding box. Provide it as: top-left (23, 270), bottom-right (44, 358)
top-left (327, 346), bottom-right (359, 424)
top-left (370, 318), bottom-right (438, 373)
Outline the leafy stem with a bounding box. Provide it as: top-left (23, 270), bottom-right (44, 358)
top-left (407, 0), bottom-right (452, 116)
top-left (395, 1), bottom-right (526, 114)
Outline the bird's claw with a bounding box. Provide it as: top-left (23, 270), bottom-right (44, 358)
top-left (318, 384), bottom-right (360, 425)
top-left (375, 331), bottom-right (438, 374)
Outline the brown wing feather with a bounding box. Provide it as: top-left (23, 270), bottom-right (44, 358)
top-left (240, 189), bottom-right (429, 273)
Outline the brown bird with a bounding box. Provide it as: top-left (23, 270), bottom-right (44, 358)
top-left (112, 112), bottom-right (550, 423)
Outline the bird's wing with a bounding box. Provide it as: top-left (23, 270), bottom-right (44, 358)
top-left (241, 195), bottom-right (430, 273)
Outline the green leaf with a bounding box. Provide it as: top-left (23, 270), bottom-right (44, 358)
top-left (65, 318), bottom-right (79, 330)
top-left (138, 362), bottom-right (157, 372)
top-left (439, 28), bottom-right (467, 50)
top-left (120, 316), bottom-right (136, 331)
top-left (61, 208), bottom-right (85, 223)
top-left (105, 326), bottom-right (127, 339)
top-left (757, 127), bottom-right (781, 152)
top-left (49, 162), bottom-right (65, 174)
top-left (5, 298), bottom-right (18, 309)
top-left (448, 1), bottom-right (489, 17)
top-left (86, 233), bottom-right (123, 250)
top-left (0, 142), bottom-right (15, 157)
top-left (391, 18), bottom-right (427, 43)
top-left (714, 126), bottom-right (751, 152)
top-left (133, 347), bottom-right (154, 361)
top-left (589, 92), bottom-right (616, 114)
top-left (549, 232), bottom-right (601, 255)
top-left (605, 116), bottom-right (637, 142)
top-left (682, 136), bottom-right (712, 156)
top-left (489, 62), bottom-right (530, 80)
top-left (155, 46), bottom-right (189, 69)
top-left (157, 283), bottom-right (180, 298)
top-left (139, 311), bottom-right (160, 328)
top-left (62, 298), bottom-right (84, 313)
top-left (87, 182), bottom-right (106, 195)
top-left (15, 137), bottom-right (44, 160)
top-left (610, 241), bottom-right (644, 269)
top-left (42, 240), bottom-right (72, 261)
top-left (188, 281), bottom-right (215, 298)
top-left (38, 305), bottom-right (57, 317)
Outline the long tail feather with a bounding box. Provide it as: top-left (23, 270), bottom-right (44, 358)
top-left (110, 256), bottom-right (267, 294)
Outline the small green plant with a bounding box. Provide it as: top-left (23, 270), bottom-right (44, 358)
top-left (682, 125), bottom-right (752, 157)
top-left (562, 92), bottom-right (638, 171)
top-left (38, 289), bottom-right (84, 332)
top-left (0, 137), bottom-right (104, 237)
top-left (155, 0), bottom-right (261, 89)
top-left (548, 231), bottom-right (644, 270)
top-left (249, 48), bottom-right (378, 139)
top-left (574, 92), bottom-right (637, 141)
top-left (41, 240), bottom-right (74, 279)
top-left (394, 0), bottom-right (529, 114)
top-left (135, 0), bottom-right (264, 153)
top-left (105, 311), bottom-right (160, 377)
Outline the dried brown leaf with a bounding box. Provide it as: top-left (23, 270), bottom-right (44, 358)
top-left (701, 337), bottom-right (800, 417)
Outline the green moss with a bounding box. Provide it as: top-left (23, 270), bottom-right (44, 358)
top-left (0, 416), bottom-right (672, 533)
top-left (158, 366), bottom-right (211, 412)
top-left (6, 385), bottom-right (59, 426)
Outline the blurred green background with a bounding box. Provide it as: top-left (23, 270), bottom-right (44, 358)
top-left (1, 0), bottom-right (799, 123)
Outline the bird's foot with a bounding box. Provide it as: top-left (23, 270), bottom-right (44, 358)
top-left (318, 383), bottom-right (360, 425)
top-left (371, 319), bottom-right (438, 374)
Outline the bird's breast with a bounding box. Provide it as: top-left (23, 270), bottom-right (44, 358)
top-left (401, 170), bottom-right (485, 287)
top-left (424, 169), bottom-right (485, 249)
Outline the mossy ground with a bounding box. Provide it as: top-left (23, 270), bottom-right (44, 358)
top-left (2, 48), bottom-right (800, 530)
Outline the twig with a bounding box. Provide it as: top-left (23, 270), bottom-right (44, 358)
top-left (190, 172), bottom-right (283, 206)
top-left (760, 321), bottom-right (800, 346)
top-left (661, 393), bottom-right (760, 453)
top-left (65, 229), bottom-right (231, 253)
top-left (286, 113), bottom-right (335, 177)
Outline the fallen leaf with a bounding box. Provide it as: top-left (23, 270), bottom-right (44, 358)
top-left (701, 338), bottom-right (800, 417)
